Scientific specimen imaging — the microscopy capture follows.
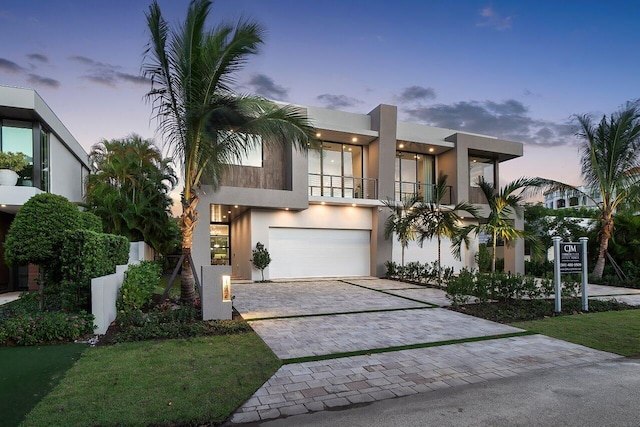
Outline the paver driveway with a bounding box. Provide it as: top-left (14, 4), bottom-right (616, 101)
top-left (228, 278), bottom-right (621, 424)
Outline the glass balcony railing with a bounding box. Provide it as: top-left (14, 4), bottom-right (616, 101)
top-left (308, 173), bottom-right (378, 200)
top-left (395, 181), bottom-right (452, 204)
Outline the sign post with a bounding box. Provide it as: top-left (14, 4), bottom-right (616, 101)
top-left (552, 236), bottom-right (589, 313)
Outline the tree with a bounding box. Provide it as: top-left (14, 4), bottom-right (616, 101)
top-left (540, 105), bottom-right (640, 278)
top-left (459, 177), bottom-right (541, 272)
top-left (143, 0), bottom-right (317, 302)
top-left (408, 173), bottom-right (478, 285)
top-left (251, 242), bottom-right (271, 282)
top-left (84, 134), bottom-right (178, 253)
top-left (5, 193), bottom-right (82, 307)
top-left (382, 193), bottom-right (420, 268)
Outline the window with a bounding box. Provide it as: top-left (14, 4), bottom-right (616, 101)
top-left (395, 152), bottom-right (435, 201)
top-left (210, 224), bottom-right (230, 265)
top-left (469, 156), bottom-right (495, 187)
top-left (557, 199), bottom-right (566, 208)
top-left (219, 131), bottom-right (263, 167)
top-left (569, 196), bottom-right (579, 207)
top-left (308, 142), bottom-right (363, 197)
top-left (1, 120), bottom-right (34, 186)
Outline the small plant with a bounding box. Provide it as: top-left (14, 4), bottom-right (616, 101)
top-left (117, 261), bottom-right (162, 314)
top-left (0, 151), bottom-right (29, 172)
top-left (250, 242), bottom-right (271, 282)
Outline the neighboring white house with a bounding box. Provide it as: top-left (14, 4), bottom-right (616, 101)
top-left (544, 185), bottom-right (601, 210)
top-left (0, 85), bottom-right (89, 292)
top-left (191, 103), bottom-right (526, 281)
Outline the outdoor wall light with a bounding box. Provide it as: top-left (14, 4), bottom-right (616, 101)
top-left (222, 275), bottom-right (231, 302)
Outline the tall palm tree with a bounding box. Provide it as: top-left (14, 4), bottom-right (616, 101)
top-left (382, 193), bottom-right (420, 268)
top-left (540, 105), bottom-right (640, 278)
top-left (409, 172), bottom-right (478, 285)
top-left (143, 0), bottom-right (317, 302)
top-left (459, 177), bottom-right (541, 272)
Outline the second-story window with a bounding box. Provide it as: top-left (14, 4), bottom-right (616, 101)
top-left (469, 156), bottom-right (495, 187)
top-left (395, 152), bottom-right (435, 201)
top-left (1, 120), bottom-right (34, 186)
top-left (309, 142), bottom-right (363, 197)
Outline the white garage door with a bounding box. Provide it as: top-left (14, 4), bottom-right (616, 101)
top-left (268, 228), bottom-right (370, 278)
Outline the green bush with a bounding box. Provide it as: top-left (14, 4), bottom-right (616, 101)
top-left (111, 305), bottom-right (250, 343)
top-left (384, 260), bottom-right (451, 286)
top-left (117, 261), bottom-right (161, 314)
top-left (251, 242), bottom-right (271, 281)
top-left (475, 244), bottom-right (492, 273)
top-left (59, 230), bottom-right (129, 312)
top-left (446, 269), bottom-right (556, 305)
top-left (525, 259), bottom-right (554, 277)
top-left (79, 211), bottom-right (103, 232)
top-left (0, 311), bottom-right (94, 346)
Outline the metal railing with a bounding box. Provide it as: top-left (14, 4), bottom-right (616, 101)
top-left (394, 181), bottom-right (453, 204)
top-left (308, 173), bottom-right (378, 200)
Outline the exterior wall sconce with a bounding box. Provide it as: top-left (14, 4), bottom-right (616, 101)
top-left (222, 275), bottom-right (231, 302)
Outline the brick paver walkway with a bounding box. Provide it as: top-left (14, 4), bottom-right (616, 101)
top-left (229, 278), bottom-right (627, 424)
top-left (231, 334), bottom-right (619, 423)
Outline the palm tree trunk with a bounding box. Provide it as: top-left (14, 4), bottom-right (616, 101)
top-left (437, 235), bottom-right (442, 287)
top-left (593, 216), bottom-right (614, 278)
top-left (180, 193), bottom-right (199, 303)
top-left (492, 232), bottom-right (497, 273)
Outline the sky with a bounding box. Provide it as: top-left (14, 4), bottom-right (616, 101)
top-left (1, 0), bottom-right (639, 192)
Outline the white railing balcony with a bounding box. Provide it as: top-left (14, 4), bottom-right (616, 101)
top-left (308, 173), bottom-right (378, 200)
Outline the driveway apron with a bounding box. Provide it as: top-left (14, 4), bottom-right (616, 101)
top-left (228, 278), bottom-right (621, 424)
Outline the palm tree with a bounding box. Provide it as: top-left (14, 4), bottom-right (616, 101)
top-left (540, 105), bottom-right (640, 278)
top-left (143, 0), bottom-right (317, 302)
top-left (382, 193), bottom-right (420, 268)
top-left (408, 172), bottom-right (478, 285)
top-left (459, 177), bottom-right (541, 272)
top-left (85, 135), bottom-right (177, 249)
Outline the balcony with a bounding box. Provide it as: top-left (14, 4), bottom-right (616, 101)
top-left (395, 181), bottom-right (452, 204)
top-left (308, 173), bottom-right (378, 200)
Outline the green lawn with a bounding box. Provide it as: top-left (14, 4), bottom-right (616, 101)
top-left (511, 309), bottom-right (640, 356)
top-left (0, 343), bottom-right (86, 427)
top-left (21, 333), bottom-right (279, 427)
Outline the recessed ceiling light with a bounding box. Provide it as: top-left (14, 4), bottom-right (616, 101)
top-left (429, 147), bottom-right (434, 152)
top-left (352, 137), bottom-right (357, 142)
top-left (0, 204), bottom-right (5, 208)
top-left (398, 143), bottom-right (404, 149)
top-left (223, 215), bottom-right (226, 218)
top-left (316, 132), bottom-right (321, 137)
top-left (351, 203), bottom-right (356, 207)
top-left (285, 208), bottom-right (289, 211)
top-left (228, 210), bottom-right (231, 213)
top-left (321, 202), bottom-right (326, 205)
top-left (348, 148), bottom-right (352, 151)
top-left (234, 205), bottom-right (238, 208)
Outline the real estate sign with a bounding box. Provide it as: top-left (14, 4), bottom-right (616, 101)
top-left (559, 242), bottom-right (583, 273)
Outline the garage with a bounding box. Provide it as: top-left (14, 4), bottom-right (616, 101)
top-left (268, 227), bottom-right (371, 278)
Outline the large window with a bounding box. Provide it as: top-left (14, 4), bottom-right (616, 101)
top-left (395, 152), bottom-right (435, 201)
top-left (210, 224), bottom-right (230, 265)
top-left (1, 120), bottom-right (34, 186)
top-left (469, 156), bottom-right (495, 187)
top-left (308, 142), bottom-right (363, 197)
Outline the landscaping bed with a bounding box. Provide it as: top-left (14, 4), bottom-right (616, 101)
top-left (449, 298), bottom-right (636, 323)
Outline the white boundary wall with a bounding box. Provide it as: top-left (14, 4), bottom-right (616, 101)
top-left (91, 242), bottom-right (154, 335)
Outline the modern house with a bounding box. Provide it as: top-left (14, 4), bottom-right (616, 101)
top-left (0, 85), bottom-right (89, 292)
top-left (192, 103), bottom-right (525, 281)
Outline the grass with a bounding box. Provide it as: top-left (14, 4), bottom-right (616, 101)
top-left (21, 333), bottom-right (280, 427)
top-left (0, 343), bottom-right (85, 427)
top-left (511, 310), bottom-right (640, 356)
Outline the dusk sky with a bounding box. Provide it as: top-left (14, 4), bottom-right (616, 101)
top-left (1, 0), bottom-right (639, 192)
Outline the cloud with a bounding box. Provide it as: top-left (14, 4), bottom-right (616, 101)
top-left (396, 85), bottom-right (437, 103)
top-left (477, 6), bottom-right (513, 30)
top-left (0, 58), bottom-right (24, 73)
top-left (316, 94), bottom-right (363, 110)
top-left (405, 99), bottom-right (577, 147)
top-left (69, 55), bottom-right (149, 87)
top-left (26, 53), bottom-right (48, 63)
top-left (27, 73), bottom-right (60, 89)
top-left (246, 73), bottom-right (288, 100)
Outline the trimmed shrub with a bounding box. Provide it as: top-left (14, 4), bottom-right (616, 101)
top-left (384, 260), bottom-right (451, 286)
top-left (251, 242), bottom-right (271, 281)
top-left (59, 230), bottom-right (129, 312)
top-left (475, 244), bottom-right (492, 273)
top-left (0, 311), bottom-right (94, 346)
top-left (79, 211), bottom-right (103, 232)
top-left (117, 261), bottom-right (162, 314)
